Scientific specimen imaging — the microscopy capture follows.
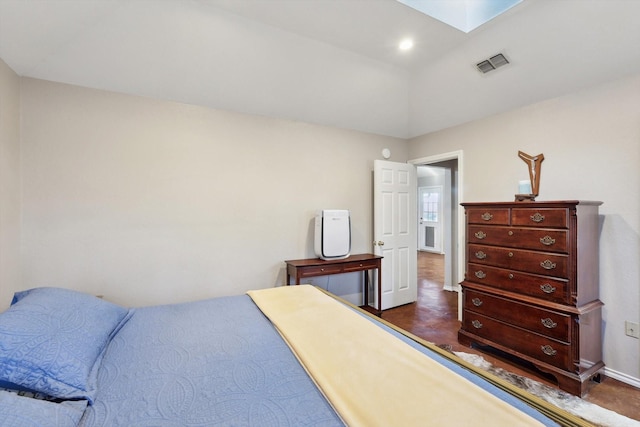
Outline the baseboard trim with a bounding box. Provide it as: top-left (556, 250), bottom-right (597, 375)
top-left (604, 366), bottom-right (640, 389)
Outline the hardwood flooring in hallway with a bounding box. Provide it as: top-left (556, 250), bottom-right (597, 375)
top-left (382, 251), bottom-right (640, 422)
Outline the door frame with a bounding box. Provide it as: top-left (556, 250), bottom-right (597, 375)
top-left (409, 150), bottom-right (464, 319)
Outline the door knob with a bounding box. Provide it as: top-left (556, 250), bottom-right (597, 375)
top-left (373, 241), bottom-right (385, 246)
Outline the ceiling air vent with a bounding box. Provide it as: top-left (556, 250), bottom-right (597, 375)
top-left (476, 53), bottom-right (509, 74)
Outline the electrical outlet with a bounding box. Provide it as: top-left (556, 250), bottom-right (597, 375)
top-left (625, 321), bottom-right (640, 339)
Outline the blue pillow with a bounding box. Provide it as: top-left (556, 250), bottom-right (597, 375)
top-left (0, 390), bottom-right (87, 427)
top-left (0, 287), bottom-right (131, 403)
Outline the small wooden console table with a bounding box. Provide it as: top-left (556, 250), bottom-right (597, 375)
top-left (285, 254), bottom-right (383, 316)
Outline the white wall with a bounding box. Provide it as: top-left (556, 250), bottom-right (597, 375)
top-left (18, 78), bottom-right (407, 308)
top-left (0, 59), bottom-right (21, 307)
top-left (409, 73), bottom-right (640, 383)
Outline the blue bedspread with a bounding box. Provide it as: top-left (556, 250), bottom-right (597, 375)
top-left (78, 295), bottom-right (344, 427)
top-left (74, 292), bottom-right (558, 427)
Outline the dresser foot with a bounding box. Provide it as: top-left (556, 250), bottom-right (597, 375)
top-left (534, 362), bottom-right (605, 397)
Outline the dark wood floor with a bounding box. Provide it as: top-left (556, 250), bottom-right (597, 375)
top-left (382, 252), bottom-right (640, 422)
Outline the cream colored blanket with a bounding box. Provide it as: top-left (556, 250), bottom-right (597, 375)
top-left (248, 285), bottom-right (545, 427)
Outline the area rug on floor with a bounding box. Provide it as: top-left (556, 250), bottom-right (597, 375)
top-left (451, 350), bottom-right (639, 427)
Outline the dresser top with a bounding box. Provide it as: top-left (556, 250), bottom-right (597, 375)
top-left (461, 200), bottom-right (602, 208)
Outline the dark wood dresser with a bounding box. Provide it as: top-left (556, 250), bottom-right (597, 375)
top-left (458, 200), bottom-right (604, 396)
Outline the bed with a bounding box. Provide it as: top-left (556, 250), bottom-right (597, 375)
top-left (0, 285), bottom-right (592, 427)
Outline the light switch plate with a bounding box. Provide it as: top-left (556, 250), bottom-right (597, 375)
top-left (625, 321), bottom-right (639, 338)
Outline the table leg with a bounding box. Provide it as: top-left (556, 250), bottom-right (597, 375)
top-left (363, 271), bottom-right (369, 307)
top-left (377, 266), bottom-right (382, 314)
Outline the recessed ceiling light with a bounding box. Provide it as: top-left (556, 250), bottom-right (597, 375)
top-left (399, 38), bottom-right (414, 51)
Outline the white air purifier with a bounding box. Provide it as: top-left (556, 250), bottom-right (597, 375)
top-left (314, 210), bottom-right (351, 260)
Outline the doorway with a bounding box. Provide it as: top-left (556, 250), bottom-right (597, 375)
top-left (410, 151), bottom-right (464, 318)
top-left (415, 162), bottom-right (456, 291)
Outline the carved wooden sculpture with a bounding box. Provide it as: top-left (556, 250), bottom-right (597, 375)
top-left (516, 151), bottom-right (544, 201)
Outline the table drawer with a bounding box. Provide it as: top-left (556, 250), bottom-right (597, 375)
top-left (343, 259), bottom-right (379, 272)
top-left (297, 264), bottom-right (344, 277)
top-left (511, 208), bottom-right (568, 228)
top-left (465, 264), bottom-right (569, 304)
top-left (468, 225), bottom-right (568, 253)
top-left (464, 289), bottom-right (570, 341)
top-left (462, 311), bottom-right (571, 370)
top-left (468, 244), bottom-right (568, 278)
top-left (466, 208), bottom-right (510, 225)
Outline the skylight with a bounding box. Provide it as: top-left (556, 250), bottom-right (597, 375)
top-left (396, 0), bottom-right (523, 33)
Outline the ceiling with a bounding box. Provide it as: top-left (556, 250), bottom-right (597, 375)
top-left (1, 0), bottom-right (639, 138)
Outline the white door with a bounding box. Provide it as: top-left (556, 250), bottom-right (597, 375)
top-left (418, 186), bottom-right (443, 253)
top-left (373, 160), bottom-right (417, 310)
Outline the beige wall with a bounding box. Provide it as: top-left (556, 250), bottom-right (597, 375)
top-left (7, 67), bottom-right (640, 382)
top-left (0, 59), bottom-right (21, 307)
top-left (19, 78), bottom-right (407, 308)
top-left (409, 73), bottom-right (640, 382)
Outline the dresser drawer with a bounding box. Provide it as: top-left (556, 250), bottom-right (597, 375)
top-left (464, 289), bottom-right (571, 341)
top-left (462, 311), bottom-right (571, 370)
top-left (468, 225), bottom-right (568, 253)
top-left (466, 208), bottom-right (510, 225)
top-left (468, 244), bottom-right (568, 278)
top-left (511, 208), bottom-right (568, 228)
top-left (466, 264), bottom-right (569, 304)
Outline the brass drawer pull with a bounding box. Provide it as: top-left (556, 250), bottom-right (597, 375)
top-left (530, 212), bottom-right (545, 223)
top-left (540, 284), bottom-right (556, 294)
top-left (474, 231), bottom-right (486, 239)
top-left (540, 236), bottom-right (556, 246)
top-left (508, 230), bottom-right (514, 236)
top-left (471, 298), bottom-right (483, 307)
top-left (541, 318), bottom-right (558, 329)
top-left (540, 260), bottom-right (556, 270)
top-left (541, 345), bottom-right (557, 356)
top-left (508, 252), bottom-right (514, 258)
top-left (508, 273), bottom-right (514, 279)
top-left (475, 251), bottom-right (487, 259)
top-left (472, 320), bottom-right (483, 329)
top-left (475, 270), bottom-right (486, 279)
top-left (481, 212), bottom-right (493, 221)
